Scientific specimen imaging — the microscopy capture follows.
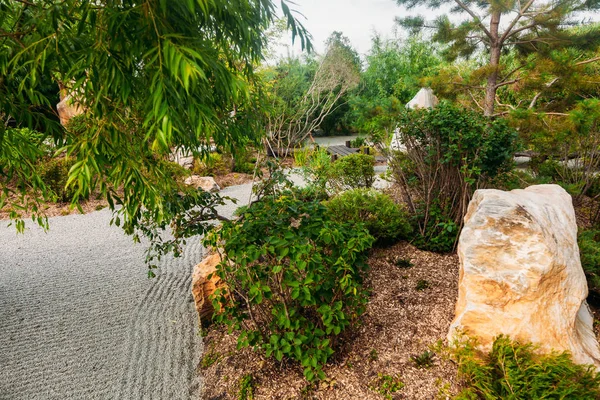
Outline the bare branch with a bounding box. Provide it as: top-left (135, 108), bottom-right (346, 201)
top-left (575, 56), bottom-right (600, 66)
top-left (500, 0), bottom-right (536, 44)
top-left (468, 90), bottom-right (485, 112)
top-left (503, 23), bottom-right (540, 42)
top-left (494, 78), bottom-right (520, 89)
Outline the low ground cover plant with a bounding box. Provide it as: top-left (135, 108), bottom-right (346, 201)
top-left (579, 229), bottom-right (600, 296)
top-left (452, 335), bottom-right (600, 399)
top-left (368, 373), bottom-right (404, 399)
top-left (205, 193), bottom-right (374, 381)
top-left (326, 188), bottom-right (412, 245)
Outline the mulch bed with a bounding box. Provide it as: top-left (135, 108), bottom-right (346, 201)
top-left (200, 242), bottom-right (461, 399)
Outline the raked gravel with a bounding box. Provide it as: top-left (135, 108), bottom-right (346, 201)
top-left (0, 182), bottom-right (255, 400)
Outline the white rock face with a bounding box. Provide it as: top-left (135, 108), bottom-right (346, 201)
top-left (449, 184), bottom-right (600, 367)
top-left (184, 175), bottom-right (220, 192)
top-left (56, 93), bottom-right (84, 126)
top-left (390, 88), bottom-right (438, 152)
top-left (405, 87), bottom-right (439, 110)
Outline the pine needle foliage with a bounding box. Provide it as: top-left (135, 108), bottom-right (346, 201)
top-left (453, 335), bottom-right (600, 399)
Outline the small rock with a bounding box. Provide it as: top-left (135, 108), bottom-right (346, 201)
top-left (184, 176), bottom-right (220, 192)
top-left (191, 253), bottom-right (227, 322)
top-left (449, 184), bottom-right (600, 368)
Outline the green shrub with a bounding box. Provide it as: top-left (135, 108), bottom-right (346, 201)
top-left (160, 160), bottom-right (190, 182)
top-left (232, 147), bottom-right (256, 174)
top-left (578, 229), bottom-right (600, 294)
top-left (349, 136), bottom-right (367, 148)
top-left (326, 188), bottom-right (412, 245)
top-left (393, 101), bottom-right (518, 252)
top-left (453, 335), bottom-right (600, 399)
top-left (297, 147), bottom-right (334, 194)
top-left (411, 202), bottom-right (459, 253)
top-left (192, 152), bottom-right (231, 176)
top-left (331, 153), bottom-right (375, 190)
top-left (40, 157), bottom-right (79, 203)
top-left (205, 194), bottom-right (374, 382)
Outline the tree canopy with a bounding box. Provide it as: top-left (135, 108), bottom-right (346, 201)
top-left (396, 0), bottom-right (600, 115)
top-left (0, 0), bottom-right (310, 240)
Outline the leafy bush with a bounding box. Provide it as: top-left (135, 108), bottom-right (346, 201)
top-left (411, 202), bottom-right (459, 253)
top-left (297, 149), bottom-right (375, 195)
top-left (296, 147), bottom-right (334, 194)
top-left (331, 153), bottom-right (375, 190)
top-left (231, 147), bottom-right (256, 175)
top-left (192, 152), bottom-right (231, 176)
top-left (578, 229), bottom-right (600, 294)
top-left (40, 157), bottom-right (79, 203)
top-left (326, 189), bottom-right (412, 245)
top-left (392, 101), bottom-right (518, 252)
top-left (205, 194), bottom-right (374, 381)
top-left (160, 160), bottom-right (191, 182)
top-left (349, 136), bottom-right (367, 148)
top-left (453, 335), bottom-right (600, 399)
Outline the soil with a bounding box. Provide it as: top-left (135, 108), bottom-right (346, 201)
top-left (199, 242), bottom-right (461, 400)
top-left (213, 172), bottom-right (255, 189)
top-left (0, 192), bottom-right (110, 220)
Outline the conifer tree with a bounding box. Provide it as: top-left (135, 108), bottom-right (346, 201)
top-left (396, 0), bottom-right (600, 115)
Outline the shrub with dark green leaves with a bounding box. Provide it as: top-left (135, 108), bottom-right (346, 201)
top-left (453, 335), bottom-right (600, 399)
top-left (392, 101), bottom-right (518, 252)
top-left (326, 188), bottom-right (412, 245)
top-left (411, 202), bottom-right (459, 253)
top-left (205, 194), bottom-right (374, 381)
top-left (578, 229), bottom-right (600, 294)
top-left (331, 153), bottom-right (375, 189)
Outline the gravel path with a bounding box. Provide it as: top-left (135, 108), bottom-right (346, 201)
top-left (0, 182), bottom-right (255, 400)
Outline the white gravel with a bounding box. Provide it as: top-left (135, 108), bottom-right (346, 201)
top-left (0, 182), bottom-right (256, 400)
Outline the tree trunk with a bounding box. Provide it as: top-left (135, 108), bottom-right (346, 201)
top-left (484, 12), bottom-right (501, 117)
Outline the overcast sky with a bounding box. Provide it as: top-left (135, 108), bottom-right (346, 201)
top-left (277, 0), bottom-right (428, 58)
top-left (277, 0), bottom-right (599, 59)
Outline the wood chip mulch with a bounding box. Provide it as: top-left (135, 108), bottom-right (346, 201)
top-left (200, 242), bottom-right (461, 399)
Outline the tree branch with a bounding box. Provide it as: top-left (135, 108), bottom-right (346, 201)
top-left (494, 78), bottom-right (520, 89)
top-left (452, 0), bottom-right (493, 40)
top-left (575, 56), bottom-right (600, 66)
top-left (500, 0), bottom-right (536, 44)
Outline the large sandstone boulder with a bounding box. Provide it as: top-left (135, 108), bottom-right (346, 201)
top-left (448, 184), bottom-right (600, 367)
top-left (191, 253), bottom-right (227, 322)
top-left (184, 175), bottom-right (220, 192)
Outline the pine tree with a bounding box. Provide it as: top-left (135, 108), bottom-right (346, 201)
top-left (396, 0), bottom-right (600, 116)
